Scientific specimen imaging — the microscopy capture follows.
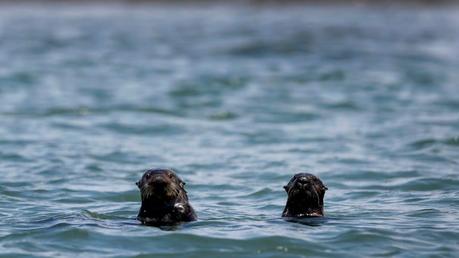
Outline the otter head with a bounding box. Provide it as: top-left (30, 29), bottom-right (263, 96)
top-left (282, 173), bottom-right (327, 217)
top-left (136, 169), bottom-right (186, 203)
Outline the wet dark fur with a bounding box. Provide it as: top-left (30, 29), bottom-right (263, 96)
top-left (282, 173), bottom-right (327, 217)
top-left (136, 169), bottom-right (197, 226)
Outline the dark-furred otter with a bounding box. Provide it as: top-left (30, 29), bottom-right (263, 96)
top-left (282, 173), bottom-right (327, 217)
top-left (136, 168), bottom-right (197, 226)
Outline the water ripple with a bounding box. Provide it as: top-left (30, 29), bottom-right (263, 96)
top-left (0, 4), bottom-right (458, 258)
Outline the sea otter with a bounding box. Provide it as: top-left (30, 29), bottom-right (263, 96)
top-left (282, 173), bottom-right (327, 217)
top-left (136, 168), bottom-right (197, 226)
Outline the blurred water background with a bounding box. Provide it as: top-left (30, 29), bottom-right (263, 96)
top-left (0, 2), bottom-right (458, 257)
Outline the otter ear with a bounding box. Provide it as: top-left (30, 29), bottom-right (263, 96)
top-left (176, 176), bottom-right (186, 188)
top-left (283, 185), bottom-right (289, 192)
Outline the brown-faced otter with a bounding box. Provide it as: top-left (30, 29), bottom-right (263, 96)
top-left (136, 168), bottom-right (197, 226)
top-left (282, 173), bottom-right (327, 217)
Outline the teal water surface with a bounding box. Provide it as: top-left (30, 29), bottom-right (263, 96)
top-left (0, 4), bottom-right (459, 257)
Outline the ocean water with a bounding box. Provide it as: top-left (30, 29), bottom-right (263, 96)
top-left (0, 4), bottom-right (458, 257)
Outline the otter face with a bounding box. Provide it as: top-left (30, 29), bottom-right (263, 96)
top-left (283, 173), bottom-right (327, 217)
top-left (136, 169), bottom-right (185, 202)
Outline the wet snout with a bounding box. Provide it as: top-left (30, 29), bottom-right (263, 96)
top-left (296, 176), bottom-right (312, 189)
top-left (148, 174), bottom-right (170, 189)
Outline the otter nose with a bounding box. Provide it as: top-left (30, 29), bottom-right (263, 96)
top-left (297, 177), bottom-right (309, 185)
top-left (149, 176), bottom-right (167, 186)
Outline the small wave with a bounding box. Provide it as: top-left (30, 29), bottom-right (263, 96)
top-left (408, 137), bottom-right (459, 151)
top-left (100, 122), bottom-right (185, 136)
top-left (208, 111), bottom-right (238, 121)
top-left (82, 209), bottom-right (128, 221)
top-left (397, 177), bottom-right (459, 192)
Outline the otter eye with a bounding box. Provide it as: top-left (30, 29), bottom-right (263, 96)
top-left (167, 173), bottom-right (174, 178)
top-left (145, 174), bottom-right (150, 179)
